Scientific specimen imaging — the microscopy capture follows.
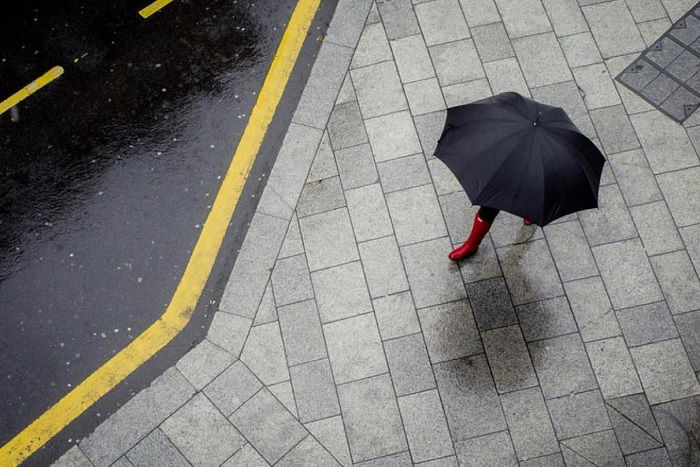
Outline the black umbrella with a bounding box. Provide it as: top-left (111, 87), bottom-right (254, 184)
top-left (434, 92), bottom-right (606, 226)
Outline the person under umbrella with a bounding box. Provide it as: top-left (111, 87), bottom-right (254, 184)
top-left (434, 92), bottom-right (606, 262)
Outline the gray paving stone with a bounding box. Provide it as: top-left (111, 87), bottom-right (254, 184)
top-left (547, 390), bottom-right (612, 440)
top-left (572, 63), bottom-right (622, 110)
top-left (279, 214), bottom-right (304, 260)
top-left (418, 299), bottom-right (482, 362)
top-left (352, 22), bottom-right (393, 69)
top-left (366, 111), bottom-right (422, 162)
top-left (387, 185), bottom-right (447, 245)
top-left (497, 239), bottom-right (564, 306)
top-left (440, 191), bottom-right (475, 245)
top-left (271, 254), bottom-right (314, 307)
top-left (652, 395), bottom-right (700, 465)
top-left (373, 291), bottom-right (421, 340)
top-left (328, 102), bottom-right (368, 152)
top-left (607, 149), bottom-right (663, 206)
top-left (638, 19), bottom-right (671, 48)
top-left (278, 299), bottom-right (327, 366)
top-left (336, 73), bottom-right (356, 106)
top-left (651, 250), bottom-right (700, 314)
top-left (220, 212), bottom-right (289, 317)
top-left (489, 211), bottom-right (543, 248)
top-left (230, 389), bottom-right (307, 464)
top-left (484, 58), bottom-right (531, 97)
top-left (415, 0), bottom-right (471, 46)
top-left (223, 444), bottom-right (269, 467)
top-left (359, 236), bottom-right (410, 299)
top-left (202, 361), bottom-right (261, 421)
top-left (385, 333), bottom-right (436, 396)
top-left (626, 0), bottom-right (666, 22)
top-left (161, 393), bottom-right (245, 466)
top-left (54, 446), bottom-right (93, 467)
top-left (390, 34), bottom-right (435, 83)
top-left (442, 79), bottom-right (493, 106)
top-left (458, 0), bottom-right (501, 27)
top-left (428, 158), bottom-right (463, 196)
top-left (680, 224), bottom-right (700, 272)
top-left (542, 0), bottom-right (588, 36)
top-left (337, 373), bottom-right (407, 462)
top-left (530, 80), bottom-right (595, 138)
top-left (352, 61), bottom-right (408, 118)
top-left (414, 110), bottom-right (446, 157)
top-left (207, 312), bottom-right (251, 357)
top-left (543, 221), bottom-right (597, 282)
top-left (513, 33), bottom-right (573, 88)
top-left (578, 184), bottom-right (637, 246)
top-left (516, 296), bottom-right (579, 342)
top-left (617, 301), bottom-right (678, 347)
top-left (269, 380), bottom-right (297, 417)
top-left (377, 0), bottom-right (421, 40)
top-left (405, 78), bottom-right (446, 115)
top-left (593, 238), bottom-right (664, 310)
top-left (312, 261), bottom-right (372, 323)
top-left (324, 0), bottom-right (373, 48)
top-left (590, 105), bottom-right (640, 154)
top-left (472, 22), bottom-right (514, 62)
top-left (335, 143), bottom-right (380, 190)
top-left (398, 390), bottom-right (454, 462)
top-left (346, 184), bottom-right (394, 242)
top-left (305, 416), bottom-right (352, 466)
top-left (606, 393), bottom-right (663, 455)
top-left (80, 367), bottom-right (196, 467)
top-left (377, 154), bottom-right (431, 193)
top-left (176, 339), bottom-right (234, 391)
top-left (586, 337), bottom-right (643, 398)
top-left (630, 111), bottom-right (699, 174)
top-left (495, 0), bottom-right (552, 38)
top-left (466, 277), bottom-right (517, 331)
top-left (630, 201), bottom-right (684, 256)
top-left (676, 311), bottom-right (700, 371)
top-left (277, 436), bottom-right (338, 466)
top-left (625, 448), bottom-right (672, 467)
top-left (253, 283), bottom-right (277, 327)
top-left (126, 429), bottom-right (189, 467)
top-left (433, 355), bottom-right (507, 440)
top-left (560, 430), bottom-right (624, 467)
top-left (657, 166), bottom-right (700, 227)
top-left (458, 236), bottom-right (503, 284)
top-left (518, 453), bottom-right (565, 467)
top-left (529, 333), bottom-right (598, 399)
top-left (324, 313), bottom-right (388, 383)
top-left (293, 43), bottom-right (354, 130)
top-left (500, 387), bottom-right (559, 460)
top-left (240, 322), bottom-right (290, 385)
top-left (558, 32), bottom-right (603, 69)
top-left (582, 0), bottom-right (645, 58)
top-left (454, 431), bottom-right (518, 466)
top-left (299, 208), bottom-right (360, 272)
top-left (112, 456), bottom-right (134, 466)
top-left (415, 456), bottom-right (459, 466)
top-left (355, 452), bottom-right (413, 466)
top-left (289, 359), bottom-right (340, 423)
top-left (430, 39), bottom-right (485, 86)
top-left (564, 277), bottom-right (622, 342)
top-left (483, 325), bottom-right (538, 393)
top-left (630, 338), bottom-right (700, 404)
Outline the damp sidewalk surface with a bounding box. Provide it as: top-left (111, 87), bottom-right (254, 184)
top-left (56, 0), bottom-right (700, 465)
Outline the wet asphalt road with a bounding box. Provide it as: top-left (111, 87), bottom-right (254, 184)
top-left (0, 0), bottom-right (335, 463)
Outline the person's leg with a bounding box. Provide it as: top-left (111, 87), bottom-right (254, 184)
top-left (448, 207), bottom-right (499, 261)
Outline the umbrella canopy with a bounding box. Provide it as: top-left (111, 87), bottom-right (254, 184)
top-left (434, 92), bottom-right (606, 226)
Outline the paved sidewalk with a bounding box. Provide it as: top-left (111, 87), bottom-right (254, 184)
top-left (56, 0), bottom-right (700, 465)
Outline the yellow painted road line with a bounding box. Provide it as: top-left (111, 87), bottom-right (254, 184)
top-left (139, 0), bottom-right (176, 18)
top-left (0, 66), bottom-right (64, 116)
top-left (0, 0), bottom-right (320, 464)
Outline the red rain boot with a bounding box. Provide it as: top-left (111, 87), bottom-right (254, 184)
top-left (524, 218), bottom-right (533, 225)
top-left (449, 212), bottom-right (493, 261)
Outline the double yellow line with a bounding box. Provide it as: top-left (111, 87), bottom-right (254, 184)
top-left (0, 0), bottom-right (320, 464)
